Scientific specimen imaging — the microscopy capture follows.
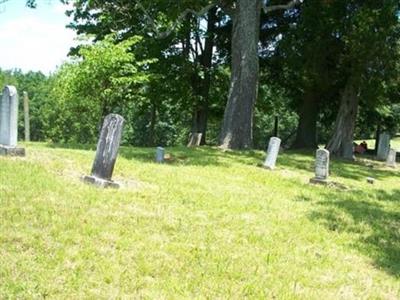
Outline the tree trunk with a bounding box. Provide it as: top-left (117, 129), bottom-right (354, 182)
top-left (191, 8), bottom-right (216, 145)
top-left (148, 101), bottom-right (157, 146)
top-left (326, 79), bottom-right (359, 159)
top-left (219, 0), bottom-right (261, 150)
top-left (374, 123), bottom-right (381, 154)
top-left (292, 91), bottom-right (319, 149)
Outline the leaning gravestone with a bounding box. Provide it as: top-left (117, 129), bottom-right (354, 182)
top-left (156, 147), bottom-right (165, 163)
top-left (310, 148), bottom-right (330, 185)
top-left (187, 132), bottom-right (202, 147)
top-left (263, 137), bottom-right (281, 169)
top-left (83, 114), bottom-right (124, 188)
top-left (386, 148), bottom-right (397, 168)
top-left (0, 86), bottom-right (25, 156)
top-left (377, 132), bottom-right (390, 161)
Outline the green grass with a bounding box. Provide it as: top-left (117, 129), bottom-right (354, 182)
top-left (1, 142), bottom-right (399, 299)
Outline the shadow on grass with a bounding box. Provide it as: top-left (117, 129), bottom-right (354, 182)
top-left (118, 146), bottom-right (264, 167)
top-left (309, 188), bottom-right (400, 277)
top-left (43, 143), bottom-right (265, 167)
top-left (45, 142), bottom-right (97, 151)
top-left (278, 150), bottom-right (398, 181)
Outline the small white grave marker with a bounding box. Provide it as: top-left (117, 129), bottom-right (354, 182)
top-left (263, 137), bottom-right (281, 169)
top-left (310, 149), bottom-right (330, 185)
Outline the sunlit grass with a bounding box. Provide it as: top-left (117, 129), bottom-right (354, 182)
top-left (1, 142), bottom-right (399, 298)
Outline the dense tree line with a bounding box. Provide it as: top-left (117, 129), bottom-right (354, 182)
top-left (2, 0), bottom-right (400, 154)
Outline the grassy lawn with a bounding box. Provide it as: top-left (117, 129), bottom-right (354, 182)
top-left (1, 142), bottom-right (399, 299)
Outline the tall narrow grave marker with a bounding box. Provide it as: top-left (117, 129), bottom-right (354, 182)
top-left (23, 91), bottom-right (30, 142)
top-left (377, 132), bottom-right (390, 161)
top-left (386, 148), bottom-right (397, 168)
top-left (263, 137), bottom-right (281, 169)
top-left (83, 114), bottom-right (124, 188)
top-left (0, 86), bottom-right (25, 156)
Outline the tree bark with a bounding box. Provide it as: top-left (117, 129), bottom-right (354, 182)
top-left (219, 0), bottom-right (261, 150)
top-left (292, 90), bottom-right (319, 149)
top-left (326, 79), bottom-right (359, 159)
top-left (191, 8), bottom-right (216, 145)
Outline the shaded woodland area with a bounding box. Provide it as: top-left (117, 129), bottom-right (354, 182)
top-left (1, 0), bottom-right (400, 155)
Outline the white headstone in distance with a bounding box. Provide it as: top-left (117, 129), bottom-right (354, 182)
top-left (156, 147), bottom-right (165, 163)
top-left (263, 137), bottom-right (281, 169)
top-left (0, 86), bottom-right (25, 156)
top-left (0, 86), bottom-right (18, 147)
top-left (310, 148), bottom-right (330, 185)
top-left (386, 148), bottom-right (397, 168)
top-left (377, 132), bottom-right (390, 161)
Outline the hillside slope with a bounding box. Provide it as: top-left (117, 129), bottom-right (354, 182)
top-left (1, 143), bottom-right (399, 299)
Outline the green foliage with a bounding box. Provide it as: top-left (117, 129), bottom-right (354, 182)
top-left (42, 35), bottom-right (154, 144)
top-left (0, 69), bottom-right (50, 141)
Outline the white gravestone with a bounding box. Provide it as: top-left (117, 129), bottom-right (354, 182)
top-left (187, 133), bottom-right (202, 147)
top-left (386, 148), bottom-right (397, 168)
top-left (0, 86), bottom-right (25, 156)
top-left (310, 149), bottom-right (330, 185)
top-left (263, 137), bottom-right (281, 169)
top-left (156, 147), bottom-right (165, 163)
top-left (377, 132), bottom-right (390, 161)
top-left (82, 114), bottom-right (124, 188)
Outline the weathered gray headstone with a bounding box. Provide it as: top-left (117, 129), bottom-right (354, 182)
top-left (263, 137), bottom-right (281, 169)
top-left (377, 132), bottom-right (390, 161)
top-left (343, 140), bottom-right (355, 161)
top-left (0, 86), bottom-right (25, 156)
top-left (83, 114), bottom-right (124, 188)
top-left (386, 148), bottom-right (397, 168)
top-left (187, 132), bottom-right (202, 147)
top-left (156, 147), bottom-right (165, 163)
top-left (23, 91), bottom-right (30, 142)
top-left (310, 148), bottom-right (330, 185)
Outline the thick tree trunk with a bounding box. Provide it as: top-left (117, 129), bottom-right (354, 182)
top-left (191, 8), bottom-right (216, 145)
top-left (292, 91), bottom-right (319, 149)
top-left (219, 0), bottom-right (261, 150)
top-left (147, 101), bottom-right (157, 146)
top-left (326, 79), bottom-right (359, 159)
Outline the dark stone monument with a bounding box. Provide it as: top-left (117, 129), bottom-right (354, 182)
top-left (82, 114), bottom-right (124, 188)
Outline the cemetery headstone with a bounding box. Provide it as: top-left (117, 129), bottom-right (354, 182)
top-left (0, 86), bottom-right (25, 156)
top-left (156, 147), bottom-right (165, 163)
top-left (386, 148), bottom-right (397, 168)
top-left (263, 137), bottom-right (281, 169)
top-left (343, 140), bottom-right (355, 160)
top-left (23, 91), bottom-right (30, 142)
top-left (82, 114), bottom-right (124, 188)
top-left (310, 148), bottom-right (330, 185)
top-left (187, 132), bottom-right (202, 147)
top-left (377, 132), bottom-right (390, 161)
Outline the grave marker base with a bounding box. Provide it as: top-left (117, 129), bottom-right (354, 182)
top-left (82, 175), bottom-right (120, 189)
top-left (0, 145), bottom-right (25, 156)
top-left (262, 164), bottom-right (275, 170)
top-left (309, 177), bottom-right (329, 185)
